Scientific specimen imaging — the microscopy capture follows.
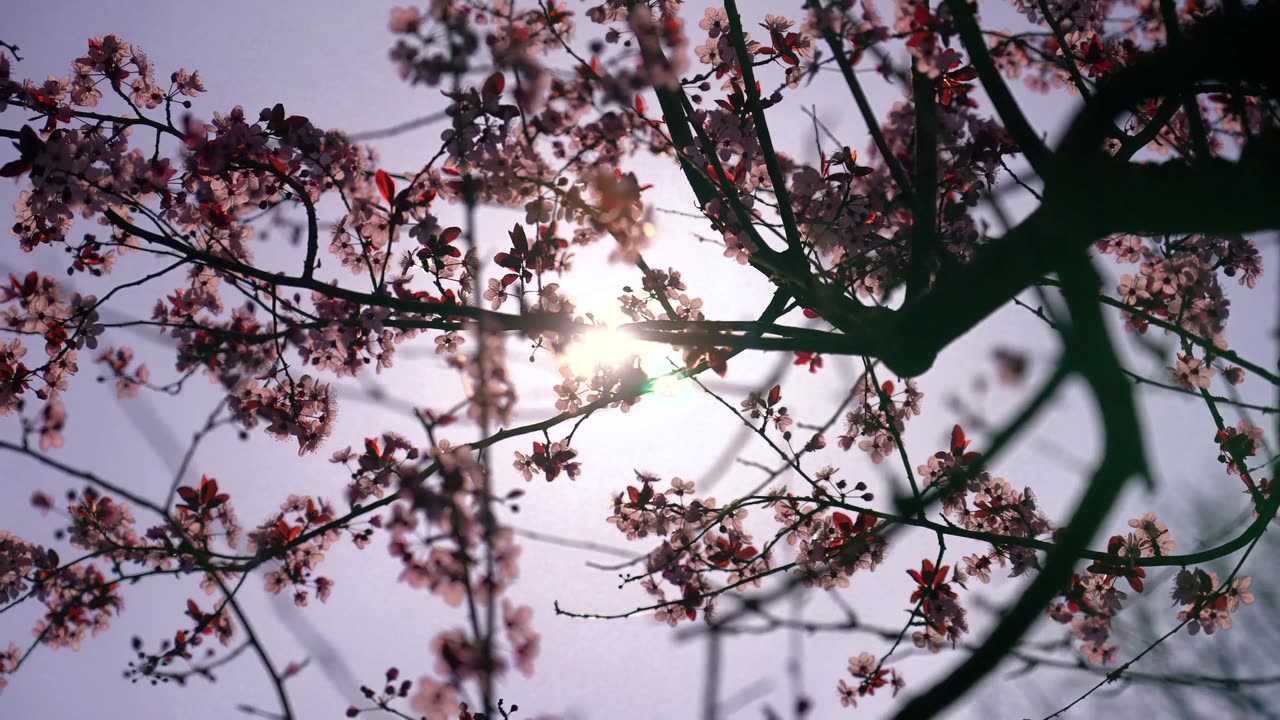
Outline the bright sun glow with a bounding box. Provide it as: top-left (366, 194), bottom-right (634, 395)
top-left (560, 327), bottom-right (652, 375)
top-left (558, 323), bottom-right (694, 399)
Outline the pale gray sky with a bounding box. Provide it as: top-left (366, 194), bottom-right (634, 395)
top-left (1, 2), bottom-right (1276, 719)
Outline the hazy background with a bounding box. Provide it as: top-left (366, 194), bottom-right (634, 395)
top-left (1, 2), bottom-right (1276, 718)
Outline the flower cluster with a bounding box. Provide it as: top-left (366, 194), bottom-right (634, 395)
top-left (607, 474), bottom-right (770, 626)
top-left (918, 426), bottom-right (1052, 559)
top-left (1172, 568), bottom-right (1255, 636)
top-left (248, 495), bottom-right (339, 606)
top-left (838, 376), bottom-right (924, 465)
top-left (513, 439), bottom-right (581, 482)
top-left (1042, 513), bottom-right (1179, 664)
top-left (838, 652), bottom-right (905, 708)
top-left (907, 559), bottom-right (969, 652)
top-left (0, 531), bottom-right (59, 602)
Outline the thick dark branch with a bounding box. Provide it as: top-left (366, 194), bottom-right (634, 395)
top-left (1117, 96), bottom-right (1183, 159)
top-left (905, 68), bottom-right (939, 301)
top-left (892, 148), bottom-right (1280, 376)
top-left (894, 253), bottom-right (1147, 719)
top-left (1057, 4), bottom-right (1278, 159)
top-left (880, 1), bottom-right (1280, 375)
top-left (1158, 0), bottom-right (1212, 157)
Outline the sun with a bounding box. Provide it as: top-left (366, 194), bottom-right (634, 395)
top-left (556, 323), bottom-right (695, 400)
top-left (553, 294), bottom-right (696, 400)
top-left (559, 326), bottom-right (652, 376)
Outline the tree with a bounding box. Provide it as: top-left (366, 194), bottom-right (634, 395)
top-left (0, 0), bottom-right (1277, 717)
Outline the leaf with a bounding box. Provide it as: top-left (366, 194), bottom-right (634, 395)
top-left (199, 476), bottom-right (221, 505)
top-left (950, 424), bottom-right (970, 455)
top-left (483, 71), bottom-right (506, 97)
top-left (626, 483), bottom-right (655, 507)
top-left (0, 125), bottom-right (42, 177)
top-left (767, 384), bottom-right (782, 407)
top-left (177, 486), bottom-right (199, 506)
top-left (509, 224), bottom-right (529, 253)
top-left (375, 169), bottom-right (396, 206)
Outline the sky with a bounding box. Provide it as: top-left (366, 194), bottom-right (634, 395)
top-left (1, 2), bottom-right (1277, 719)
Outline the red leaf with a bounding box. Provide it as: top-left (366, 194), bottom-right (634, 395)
top-left (707, 164), bottom-right (736, 185)
top-left (177, 486), bottom-right (199, 505)
top-left (483, 72), bottom-right (506, 97)
top-left (268, 155), bottom-right (289, 176)
top-left (767, 384), bottom-right (782, 407)
top-left (440, 227), bottom-right (462, 244)
top-left (509, 224), bottom-right (529, 253)
top-left (950, 424), bottom-right (970, 455)
top-left (626, 483), bottom-right (654, 507)
top-left (375, 169), bottom-right (396, 206)
top-left (832, 511), bottom-right (855, 535)
top-left (634, 95), bottom-right (647, 114)
top-left (0, 157), bottom-right (30, 178)
top-left (199, 476), bottom-right (220, 505)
